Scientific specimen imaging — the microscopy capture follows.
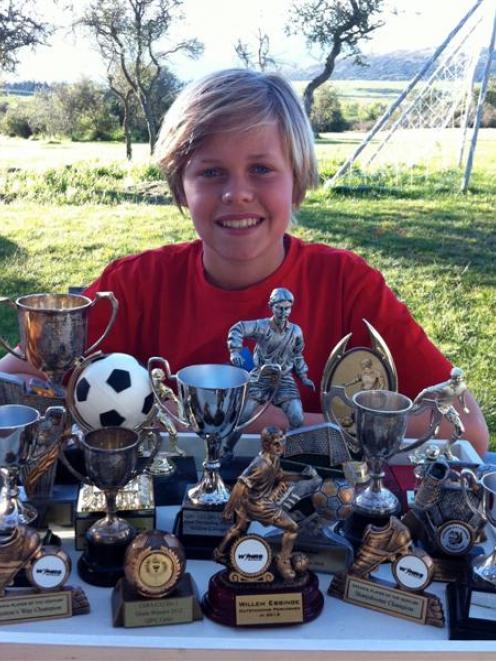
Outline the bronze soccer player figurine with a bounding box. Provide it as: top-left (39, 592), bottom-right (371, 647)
top-left (224, 288), bottom-right (314, 459)
top-left (214, 426), bottom-right (319, 581)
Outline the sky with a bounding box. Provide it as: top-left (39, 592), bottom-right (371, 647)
top-left (3, 0), bottom-right (489, 83)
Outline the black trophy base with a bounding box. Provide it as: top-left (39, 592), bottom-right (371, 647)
top-left (173, 491), bottom-right (231, 560)
top-left (202, 569), bottom-right (323, 627)
top-left (338, 506), bottom-right (400, 551)
top-left (78, 531), bottom-right (135, 587)
top-left (447, 577), bottom-right (496, 640)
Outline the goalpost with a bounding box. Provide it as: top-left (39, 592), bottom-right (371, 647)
top-left (326, 0), bottom-right (496, 193)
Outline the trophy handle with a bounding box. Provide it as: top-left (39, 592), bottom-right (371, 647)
top-left (323, 385), bottom-right (361, 454)
top-left (233, 363), bottom-right (282, 431)
top-left (401, 398), bottom-right (443, 453)
top-left (147, 356), bottom-right (187, 427)
top-left (0, 297), bottom-right (27, 361)
top-left (57, 433), bottom-right (91, 485)
top-left (136, 428), bottom-right (161, 473)
top-left (84, 291), bottom-right (119, 356)
top-left (23, 406), bottom-right (68, 494)
top-left (460, 468), bottom-right (484, 518)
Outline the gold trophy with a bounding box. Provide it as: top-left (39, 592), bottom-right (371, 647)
top-left (0, 292), bottom-right (118, 386)
top-left (112, 529), bottom-right (201, 627)
top-left (203, 427), bottom-right (324, 627)
top-left (329, 516), bottom-right (444, 627)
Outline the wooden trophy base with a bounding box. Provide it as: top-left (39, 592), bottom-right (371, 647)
top-left (173, 492), bottom-right (231, 559)
top-left (330, 573), bottom-right (444, 627)
top-left (111, 573), bottom-right (202, 628)
top-left (202, 569), bottom-right (323, 627)
top-left (0, 586), bottom-right (89, 625)
top-left (447, 576), bottom-right (496, 640)
top-left (78, 533), bottom-right (134, 587)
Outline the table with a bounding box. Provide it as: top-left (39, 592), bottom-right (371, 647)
top-left (2, 439), bottom-right (496, 660)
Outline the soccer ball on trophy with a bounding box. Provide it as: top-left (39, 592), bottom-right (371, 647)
top-left (70, 353), bottom-right (154, 431)
top-left (311, 478), bottom-right (355, 523)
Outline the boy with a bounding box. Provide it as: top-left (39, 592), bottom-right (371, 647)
top-left (0, 69), bottom-right (488, 454)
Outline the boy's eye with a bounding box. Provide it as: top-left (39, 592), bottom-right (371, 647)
top-left (251, 164), bottom-right (272, 175)
top-left (200, 167), bottom-right (222, 178)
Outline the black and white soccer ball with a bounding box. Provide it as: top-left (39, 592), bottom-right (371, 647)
top-left (73, 353), bottom-right (154, 430)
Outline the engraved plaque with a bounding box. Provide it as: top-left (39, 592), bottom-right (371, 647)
top-left (0, 591), bottom-right (72, 624)
top-left (235, 592), bottom-right (303, 626)
top-left (345, 575), bottom-right (428, 623)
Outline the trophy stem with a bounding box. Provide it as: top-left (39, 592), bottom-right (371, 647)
top-left (0, 468), bottom-right (37, 530)
top-left (354, 460), bottom-right (400, 517)
top-left (187, 433), bottom-right (230, 507)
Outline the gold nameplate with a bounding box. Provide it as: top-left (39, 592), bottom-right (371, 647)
top-left (123, 594), bottom-right (193, 628)
top-left (0, 591), bottom-right (72, 624)
top-left (235, 592), bottom-right (303, 626)
top-left (345, 575), bottom-right (428, 623)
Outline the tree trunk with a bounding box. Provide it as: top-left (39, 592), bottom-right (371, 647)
top-left (123, 95), bottom-right (132, 161)
top-left (303, 40), bottom-right (342, 118)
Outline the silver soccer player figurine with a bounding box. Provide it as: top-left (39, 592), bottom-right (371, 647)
top-left (413, 367), bottom-right (470, 461)
top-left (224, 288), bottom-right (314, 459)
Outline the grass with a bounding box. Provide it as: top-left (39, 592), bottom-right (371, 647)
top-left (0, 131), bottom-right (495, 448)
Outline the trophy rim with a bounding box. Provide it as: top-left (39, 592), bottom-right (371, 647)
top-left (15, 292), bottom-right (92, 313)
top-left (0, 403), bottom-right (40, 430)
top-left (480, 470), bottom-right (496, 495)
top-left (352, 389), bottom-right (412, 415)
top-left (81, 427), bottom-right (140, 454)
top-left (176, 363), bottom-right (250, 390)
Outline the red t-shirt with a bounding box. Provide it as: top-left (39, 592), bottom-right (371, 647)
top-left (84, 235), bottom-right (452, 412)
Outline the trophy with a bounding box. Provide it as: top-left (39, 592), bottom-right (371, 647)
top-left (0, 403), bottom-right (66, 530)
top-left (0, 527), bottom-right (89, 624)
top-left (446, 469), bottom-right (496, 639)
top-left (402, 458), bottom-right (487, 582)
top-left (0, 291), bottom-right (118, 385)
top-left (203, 427), bottom-right (324, 627)
top-left (112, 529), bottom-right (202, 628)
top-left (148, 358), bottom-right (281, 557)
top-left (327, 388), bottom-right (440, 546)
top-left (329, 516), bottom-right (444, 627)
top-left (59, 426), bottom-right (159, 586)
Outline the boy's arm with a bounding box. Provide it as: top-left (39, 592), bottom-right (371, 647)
top-left (0, 351), bottom-right (46, 382)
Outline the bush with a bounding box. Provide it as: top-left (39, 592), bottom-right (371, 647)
top-left (310, 85), bottom-right (349, 133)
top-left (0, 103), bottom-right (33, 138)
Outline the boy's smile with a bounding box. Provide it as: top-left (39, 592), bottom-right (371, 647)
top-left (182, 123), bottom-right (295, 289)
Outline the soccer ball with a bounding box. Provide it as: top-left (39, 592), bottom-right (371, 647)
top-left (72, 353), bottom-right (154, 430)
top-left (311, 478), bottom-right (355, 522)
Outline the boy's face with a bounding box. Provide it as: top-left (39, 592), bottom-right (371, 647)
top-left (181, 123), bottom-right (294, 287)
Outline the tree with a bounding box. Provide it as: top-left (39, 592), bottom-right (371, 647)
top-left (0, 0), bottom-right (52, 71)
top-left (286, 0), bottom-right (386, 117)
top-left (234, 28), bottom-right (278, 72)
top-left (77, 0), bottom-right (203, 154)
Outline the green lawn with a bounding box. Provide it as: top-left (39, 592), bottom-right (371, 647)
top-left (1, 132), bottom-right (495, 447)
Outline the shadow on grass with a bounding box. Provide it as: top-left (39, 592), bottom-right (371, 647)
top-left (0, 235), bottom-right (26, 261)
top-left (298, 205), bottom-right (496, 284)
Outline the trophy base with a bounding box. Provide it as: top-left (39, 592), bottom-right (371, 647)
top-left (447, 576), bottom-right (496, 639)
top-left (330, 573), bottom-right (444, 627)
top-left (173, 491), bottom-right (231, 559)
top-left (78, 533), bottom-right (135, 587)
top-left (0, 586), bottom-right (89, 624)
top-left (338, 506), bottom-right (400, 550)
top-left (202, 568), bottom-right (323, 627)
top-left (111, 573), bottom-right (202, 628)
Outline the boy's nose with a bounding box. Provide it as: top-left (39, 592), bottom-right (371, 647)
top-left (221, 182), bottom-right (255, 204)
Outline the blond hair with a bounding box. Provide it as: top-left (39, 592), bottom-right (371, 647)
top-left (155, 68), bottom-right (318, 209)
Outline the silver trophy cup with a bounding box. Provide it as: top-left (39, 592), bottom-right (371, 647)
top-left (0, 292), bottom-right (118, 385)
top-left (329, 389), bottom-right (439, 517)
top-left (149, 358), bottom-right (281, 507)
top-left (0, 404), bottom-right (66, 534)
top-left (462, 469), bottom-right (496, 586)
